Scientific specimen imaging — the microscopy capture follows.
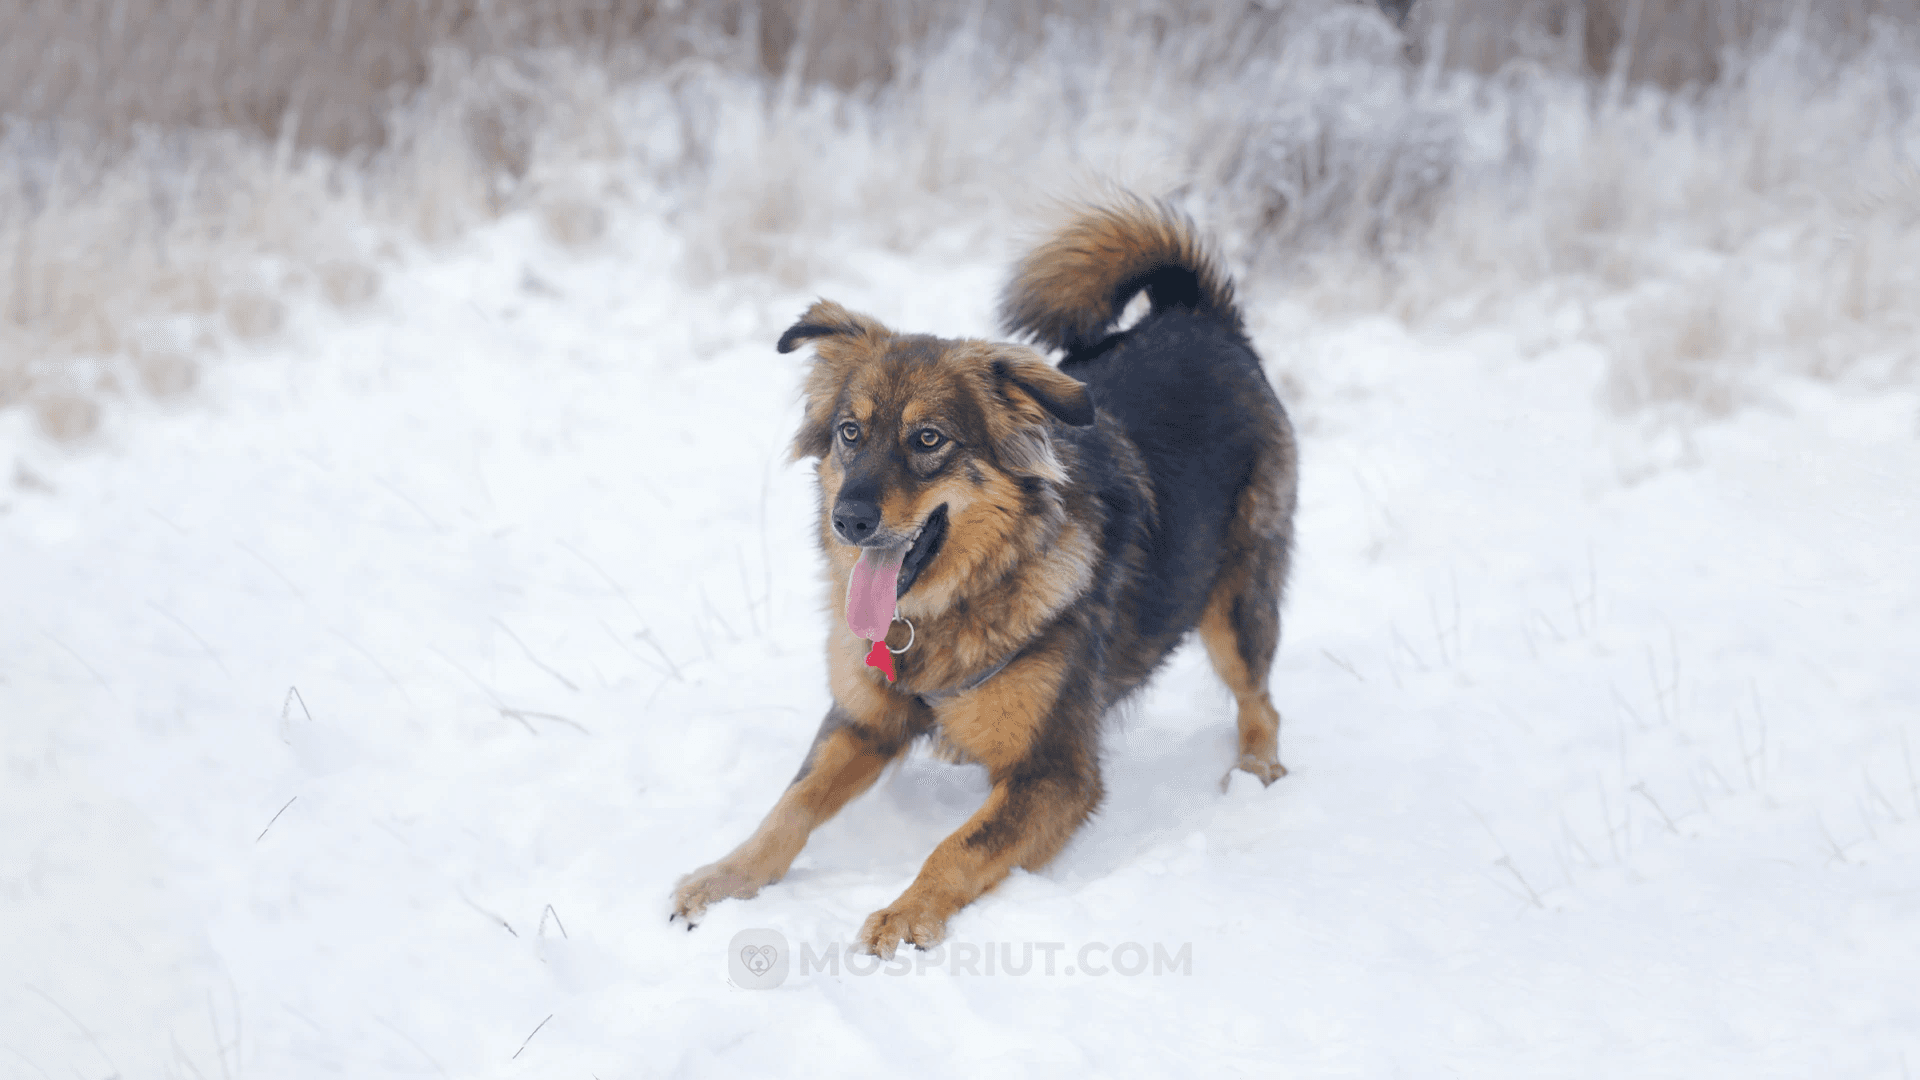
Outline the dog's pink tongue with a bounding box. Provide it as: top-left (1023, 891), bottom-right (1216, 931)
top-left (847, 546), bottom-right (907, 641)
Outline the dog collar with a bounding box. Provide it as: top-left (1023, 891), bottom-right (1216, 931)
top-left (863, 614), bottom-right (1020, 702)
top-left (916, 649), bottom-right (1020, 706)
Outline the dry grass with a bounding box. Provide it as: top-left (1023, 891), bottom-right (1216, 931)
top-left (3, 0), bottom-right (1918, 440)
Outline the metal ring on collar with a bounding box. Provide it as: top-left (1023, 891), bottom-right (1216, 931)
top-left (888, 616), bottom-right (915, 654)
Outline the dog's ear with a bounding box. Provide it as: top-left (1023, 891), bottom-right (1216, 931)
top-left (785, 300), bottom-right (890, 461)
top-left (990, 353), bottom-right (1095, 427)
top-left (977, 348), bottom-right (1094, 484)
top-left (777, 299), bottom-right (882, 354)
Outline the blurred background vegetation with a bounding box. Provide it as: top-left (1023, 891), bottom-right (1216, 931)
top-left (3, 0), bottom-right (1917, 439)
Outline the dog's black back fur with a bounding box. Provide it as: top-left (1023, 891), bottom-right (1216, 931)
top-left (996, 197), bottom-right (1297, 713)
top-left (1052, 308), bottom-right (1289, 710)
top-left (1064, 309), bottom-right (1283, 657)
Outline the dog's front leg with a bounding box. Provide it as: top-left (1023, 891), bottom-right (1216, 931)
top-left (857, 652), bottom-right (1102, 957)
top-left (671, 691), bottom-right (918, 926)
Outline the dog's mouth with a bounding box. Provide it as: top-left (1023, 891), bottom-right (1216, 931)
top-left (896, 504), bottom-right (948, 600)
top-left (844, 504), bottom-right (948, 641)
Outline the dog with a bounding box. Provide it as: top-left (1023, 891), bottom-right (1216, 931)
top-left (670, 195), bottom-right (1298, 958)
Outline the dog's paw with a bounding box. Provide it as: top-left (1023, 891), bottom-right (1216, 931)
top-left (669, 862), bottom-right (766, 927)
top-left (856, 898), bottom-right (950, 959)
top-left (1228, 753), bottom-right (1288, 789)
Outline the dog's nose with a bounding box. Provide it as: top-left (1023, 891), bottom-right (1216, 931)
top-left (832, 499), bottom-right (881, 542)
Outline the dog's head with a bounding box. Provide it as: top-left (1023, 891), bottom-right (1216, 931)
top-left (778, 300), bottom-right (1094, 632)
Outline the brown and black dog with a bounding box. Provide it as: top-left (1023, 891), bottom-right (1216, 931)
top-left (671, 196), bottom-right (1298, 958)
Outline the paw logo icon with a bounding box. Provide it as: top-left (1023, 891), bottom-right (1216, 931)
top-left (728, 929), bottom-right (789, 989)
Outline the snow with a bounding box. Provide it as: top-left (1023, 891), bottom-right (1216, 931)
top-left (5, 150), bottom-right (1920, 1080)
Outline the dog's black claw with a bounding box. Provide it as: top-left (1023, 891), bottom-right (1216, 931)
top-left (686, 921), bottom-right (696, 932)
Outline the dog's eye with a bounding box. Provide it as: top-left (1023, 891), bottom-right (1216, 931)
top-left (838, 421), bottom-right (861, 444)
top-left (914, 429), bottom-right (945, 450)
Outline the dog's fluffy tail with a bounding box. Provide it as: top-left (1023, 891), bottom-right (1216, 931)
top-left (998, 195), bottom-right (1242, 354)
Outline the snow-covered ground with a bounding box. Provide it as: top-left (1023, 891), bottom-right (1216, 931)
top-left (4, 182), bottom-right (1917, 1077)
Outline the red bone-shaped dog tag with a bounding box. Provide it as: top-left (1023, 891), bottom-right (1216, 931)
top-left (865, 639), bottom-right (896, 682)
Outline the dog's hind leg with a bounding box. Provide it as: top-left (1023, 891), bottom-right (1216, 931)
top-left (1198, 445), bottom-right (1296, 788)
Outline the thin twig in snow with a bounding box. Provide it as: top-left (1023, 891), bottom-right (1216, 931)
top-left (646, 675), bottom-right (674, 711)
top-left (374, 476), bottom-right (445, 532)
top-left (1703, 762), bottom-right (1736, 796)
top-left (236, 540), bottom-right (308, 602)
top-left (168, 1031), bottom-right (206, 1080)
top-left (1597, 777), bottom-right (1621, 862)
top-left (1615, 709), bottom-right (1631, 789)
top-left (26, 985), bottom-right (119, 1078)
top-left (1608, 681), bottom-right (1644, 731)
top-left (330, 628), bottom-right (416, 705)
top-left (1632, 782), bottom-right (1679, 834)
top-left (1320, 649), bottom-right (1364, 681)
top-left (282, 686), bottom-right (313, 723)
top-left (256, 797), bottom-right (298, 842)
top-left (600, 618), bottom-right (671, 677)
top-left (1, 1041), bottom-right (53, 1080)
top-left (1495, 856), bottom-right (1544, 908)
top-left (539, 904), bottom-right (569, 939)
top-left (282, 1004), bottom-right (324, 1034)
top-left (635, 628), bottom-right (685, 681)
top-left (206, 989), bottom-right (233, 1080)
top-left (511, 1015), bottom-right (553, 1060)
top-left (1857, 794), bottom-right (1880, 841)
top-left (1426, 594), bottom-right (1445, 666)
top-left (434, 647), bottom-right (506, 707)
top-left (1904, 728), bottom-right (1920, 818)
top-left (147, 507), bottom-right (188, 534)
top-left (1815, 814), bottom-right (1852, 865)
top-left (1569, 544), bottom-right (1598, 635)
top-left (1732, 707), bottom-right (1757, 790)
top-left (1389, 622), bottom-right (1425, 670)
top-left (1643, 645), bottom-right (1671, 727)
top-left (148, 600), bottom-right (232, 676)
top-left (220, 972), bottom-right (243, 1080)
top-left (1482, 869), bottom-right (1534, 908)
top-left (1560, 813), bottom-right (1599, 869)
top-left (760, 456), bottom-right (775, 633)
top-left (559, 541), bottom-right (684, 679)
top-left (1686, 767), bottom-right (1716, 820)
top-left (1666, 624), bottom-right (1683, 724)
top-left (700, 584), bottom-right (739, 643)
top-left (493, 618), bottom-right (580, 692)
top-left (459, 893), bottom-right (519, 937)
top-left (1461, 801), bottom-right (1543, 908)
top-left (1864, 766), bottom-right (1902, 823)
top-left (44, 631), bottom-right (111, 691)
top-left (1449, 568), bottom-right (1462, 658)
top-left (737, 546), bottom-right (762, 637)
